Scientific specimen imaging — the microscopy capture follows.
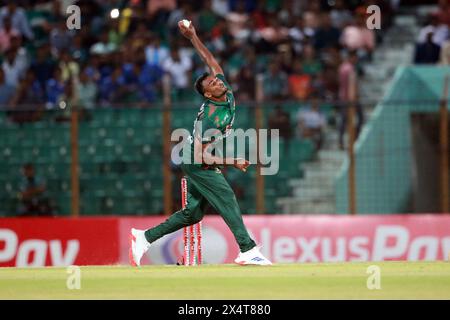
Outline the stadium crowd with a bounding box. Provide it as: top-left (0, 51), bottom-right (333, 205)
top-left (414, 0), bottom-right (450, 64)
top-left (0, 0), bottom-right (401, 216)
top-left (0, 0), bottom-right (396, 112)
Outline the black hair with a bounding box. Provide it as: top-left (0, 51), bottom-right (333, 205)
top-left (195, 72), bottom-right (209, 96)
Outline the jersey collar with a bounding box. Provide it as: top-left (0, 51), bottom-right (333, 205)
top-left (206, 95), bottom-right (229, 106)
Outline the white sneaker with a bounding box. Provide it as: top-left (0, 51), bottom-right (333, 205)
top-left (234, 246), bottom-right (272, 266)
top-left (129, 228), bottom-right (151, 267)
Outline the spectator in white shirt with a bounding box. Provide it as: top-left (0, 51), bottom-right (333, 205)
top-left (90, 30), bottom-right (117, 56)
top-left (74, 69), bottom-right (97, 110)
top-left (0, 3), bottom-right (33, 40)
top-left (50, 21), bottom-right (73, 55)
top-left (145, 34), bottom-right (170, 70)
top-left (417, 13), bottom-right (448, 46)
top-left (296, 96), bottom-right (326, 150)
top-left (2, 47), bottom-right (27, 87)
top-left (226, 1), bottom-right (248, 38)
top-left (330, 0), bottom-right (353, 29)
top-left (162, 47), bottom-right (193, 100)
top-left (212, 0), bottom-right (229, 17)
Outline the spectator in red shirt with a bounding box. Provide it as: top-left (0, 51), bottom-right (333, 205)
top-left (437, 0), bottom-right (450, 26)
top-left (288, 60), bottom-right (311, 100)
top-left (0, 16), bottom-right (20, 53)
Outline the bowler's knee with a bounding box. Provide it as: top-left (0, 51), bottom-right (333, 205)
top-left (181, 208), bottom-right (202, 226)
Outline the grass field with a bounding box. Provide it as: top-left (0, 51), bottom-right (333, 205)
top-left (0, 262), bottom-right (449, 299)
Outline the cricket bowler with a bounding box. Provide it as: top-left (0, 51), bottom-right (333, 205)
top-left (129, 20), bottom-right (272, 266)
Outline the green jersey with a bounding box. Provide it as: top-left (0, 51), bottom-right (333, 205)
top-left (192, 73), bottom-right (235, 144)
top-left (185, 73), bottom-right (235, 168)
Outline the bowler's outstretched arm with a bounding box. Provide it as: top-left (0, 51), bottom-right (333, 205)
top-left (178, 21), bottom-right (223, 76)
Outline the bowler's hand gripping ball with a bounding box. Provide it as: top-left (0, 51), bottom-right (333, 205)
top-left (182, 19), bottom-right (191, 28)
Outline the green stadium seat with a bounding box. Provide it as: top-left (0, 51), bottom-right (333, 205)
top-left (0, 105), bottom-right (315, 216)
top-left (55, 194), bottom-right (72, 216)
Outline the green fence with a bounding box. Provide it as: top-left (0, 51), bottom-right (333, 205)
top-left (0, 101), bottom-right (319, 216)
top-left (336, 66), bottom-right (450, 214)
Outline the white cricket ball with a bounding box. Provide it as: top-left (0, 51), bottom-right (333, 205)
top-left (181, 19), bottom-right (191, 28)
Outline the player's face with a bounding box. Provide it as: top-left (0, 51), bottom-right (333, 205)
top-left (203, 76), bottom-right (227, 99)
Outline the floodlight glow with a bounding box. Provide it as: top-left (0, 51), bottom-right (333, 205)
top-left (110, 9), bottom-right (120, 19)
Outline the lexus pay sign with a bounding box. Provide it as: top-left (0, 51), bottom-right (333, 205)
top-left (0, 228), bottom-right (79, 267)
top-left (0, 218), bottom-right (119, 267)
